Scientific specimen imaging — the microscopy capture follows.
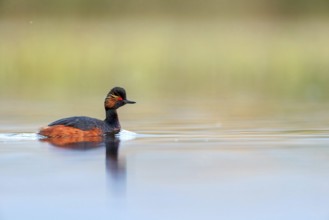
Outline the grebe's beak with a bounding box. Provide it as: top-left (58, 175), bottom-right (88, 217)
top-left (124, 100), bottom-right (136, 104)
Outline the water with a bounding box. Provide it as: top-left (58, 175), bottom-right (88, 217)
top-left (0, 100), bottom-right (329, 220)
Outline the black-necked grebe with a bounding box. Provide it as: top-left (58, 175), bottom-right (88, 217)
top-left (39, 87), bottom-right (135, 138)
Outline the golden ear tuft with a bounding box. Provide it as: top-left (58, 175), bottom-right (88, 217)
top-left (110, 94), bottom-right (123, 101)
top-left (110, 94), bottom-right (119, 99)
top-left (105, 94), bottom-right (117, 109)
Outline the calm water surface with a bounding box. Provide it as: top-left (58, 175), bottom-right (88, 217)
top-left (0, 100), bottom-right (329, 220)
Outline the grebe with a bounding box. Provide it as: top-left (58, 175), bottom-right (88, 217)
top-left (39, 87), bottom-right (135, 138)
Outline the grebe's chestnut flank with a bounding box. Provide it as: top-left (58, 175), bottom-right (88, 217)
top-left (39, 87), bottom-right (135, 138)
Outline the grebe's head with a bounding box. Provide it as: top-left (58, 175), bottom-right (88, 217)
top-left (104, 87), bottom-right (136, 110)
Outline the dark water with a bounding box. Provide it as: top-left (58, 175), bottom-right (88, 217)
top-left (1, 101), bottom-right (329, 220)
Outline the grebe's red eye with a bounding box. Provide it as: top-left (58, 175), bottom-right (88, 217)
top-left (117, 97), bottom-right (123, 101)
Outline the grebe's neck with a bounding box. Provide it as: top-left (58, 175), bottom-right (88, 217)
top-left (104, 108), bottom-right (121, 130)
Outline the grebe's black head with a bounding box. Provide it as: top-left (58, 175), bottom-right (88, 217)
top-left (104, 87), bottom-right (136, 110)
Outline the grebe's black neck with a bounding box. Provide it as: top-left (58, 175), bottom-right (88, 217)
top-left (104, 108), bottom-right (121, 130)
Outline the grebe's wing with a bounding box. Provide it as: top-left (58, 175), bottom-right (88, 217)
top-left (48, 116), bottom-right (103, 131)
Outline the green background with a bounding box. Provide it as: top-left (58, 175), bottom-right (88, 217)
top-left (1, 0), bottom-right (328, 103)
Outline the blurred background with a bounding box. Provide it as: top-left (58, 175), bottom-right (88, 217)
top-left (2, 2), bottom-right (329, 220)
top-left (0, 0), bottom-right (329, 109)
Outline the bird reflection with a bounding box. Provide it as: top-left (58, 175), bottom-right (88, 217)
top-left (40, 134), bottom-right (126, 195)
top-left (40, 135), bottom-right (105, 149)
top-left (105, 136), bottom-right (126, 195)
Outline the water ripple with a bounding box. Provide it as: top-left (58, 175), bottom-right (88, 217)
top-left (0, 129), bottom-right (138, 142)
top-left (0, 133), bottom-right (41, 142)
